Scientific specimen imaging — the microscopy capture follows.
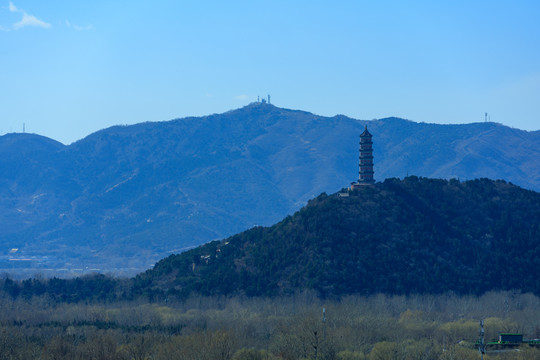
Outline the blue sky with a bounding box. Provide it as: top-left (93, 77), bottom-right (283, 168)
top-left (1, 1), bottom-right (539, 144)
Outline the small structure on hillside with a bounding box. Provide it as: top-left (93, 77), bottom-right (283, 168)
top-left (350, 126), bottom-right (375, 189)
top-left (498, 333), bottom-right (523, 344)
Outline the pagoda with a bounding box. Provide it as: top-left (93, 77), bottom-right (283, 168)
top-left (351, 126), bottom-right (375, 188)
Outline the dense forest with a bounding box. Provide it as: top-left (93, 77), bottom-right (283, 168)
top-left (2, 177), bottom-right (540, 302)
top-left (136, 177), bottom-right (540, 298)
top-left (0, 176), bottom-right (540, 360)
top-left (1, 177), bottom-right (539, 359)
top-left (0, 290), bottom-right (539, 359)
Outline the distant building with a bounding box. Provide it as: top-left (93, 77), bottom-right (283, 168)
top-left (351, 126), bottom-right (375, 189)
top-left (499, 333), bottom-right (523, 343)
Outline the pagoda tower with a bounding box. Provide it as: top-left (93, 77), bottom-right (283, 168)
top-left (358, 126), bottom-right (375, 184)
top-left (351, 126), bottom-right (374, 188)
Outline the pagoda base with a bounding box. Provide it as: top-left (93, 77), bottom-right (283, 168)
top-left (350, 181), bottom-right (374, 190)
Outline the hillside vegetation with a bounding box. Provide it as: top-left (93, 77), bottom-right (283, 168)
top-left (1, 103), bottom-right (540, 275)
top-left (1, 177), bottom-right (539, 359)
top-left (137, 177), bottom-right (540, 298)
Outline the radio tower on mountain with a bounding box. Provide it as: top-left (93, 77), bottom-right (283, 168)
top-left (351, 126), bottom-right (375, 189)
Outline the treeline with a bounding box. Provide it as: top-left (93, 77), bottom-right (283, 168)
top-left (1, 274), bottom-right (122, 303)
top-left (0, 291), bottom-right (539, 359)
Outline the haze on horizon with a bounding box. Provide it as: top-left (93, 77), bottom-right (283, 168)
top-left (1, 0), bottom-right (539, 144)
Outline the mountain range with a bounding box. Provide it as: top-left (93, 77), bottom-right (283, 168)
top-left (1, 102), bottom-right (539, 276)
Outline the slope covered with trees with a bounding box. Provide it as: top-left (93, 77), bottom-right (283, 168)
top-left (138, 177), bottom-right (540, 298)
top-left (1, 103), bottom-right (540, 275)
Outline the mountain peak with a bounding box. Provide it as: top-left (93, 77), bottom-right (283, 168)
top-left (0, 133), bottom-right (65, 154)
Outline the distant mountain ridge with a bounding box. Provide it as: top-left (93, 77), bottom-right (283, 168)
top-left (1, 103), bottom-right (539, 276)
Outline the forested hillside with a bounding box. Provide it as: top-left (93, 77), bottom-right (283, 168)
top-left (1, 103), bottom-right (540, 275)
top-left (137, 177), bottom-right (540, 298)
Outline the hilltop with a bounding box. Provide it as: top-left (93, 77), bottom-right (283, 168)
top-left (136, 177), bottom-right (540, 298)
top-left (1, 103), bottom-right (540, 275)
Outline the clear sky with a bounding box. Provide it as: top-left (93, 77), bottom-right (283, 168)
top-left (1, 1), bottom-right (539, 144)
